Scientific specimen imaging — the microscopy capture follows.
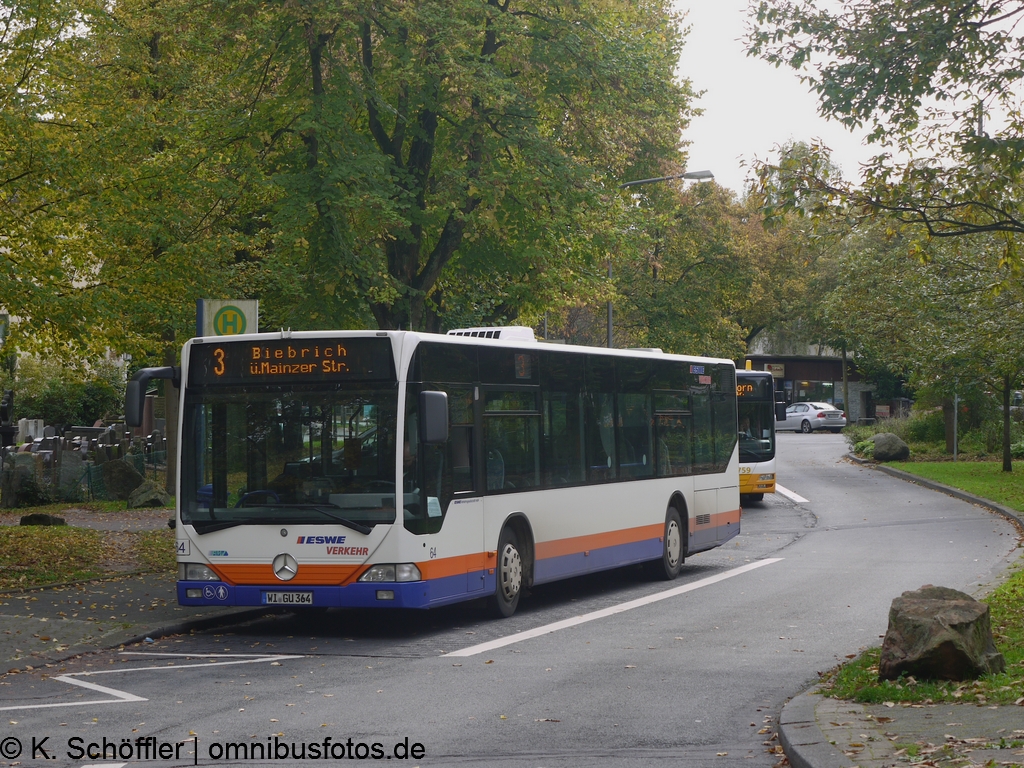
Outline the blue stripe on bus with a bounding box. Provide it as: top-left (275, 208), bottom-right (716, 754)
top-left (533, 537), bottom-right (663, 584)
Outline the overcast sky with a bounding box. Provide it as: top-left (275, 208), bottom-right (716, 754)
top-left (673, 0), bottom-right (874, 196)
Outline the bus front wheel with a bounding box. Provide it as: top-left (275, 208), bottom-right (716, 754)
top-left (490, 527), bottom-right (523, 618)
top-left (651, 507), bottom-right (684, 580)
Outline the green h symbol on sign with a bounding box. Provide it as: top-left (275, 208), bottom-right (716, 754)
top-left (213, 305), bottom-right (247, 335)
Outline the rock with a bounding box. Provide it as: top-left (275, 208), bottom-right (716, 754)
top-left (128, 478), bottom-right (172, 509)
top-left (100, 459), bottom-right (144, 500)
top-left (870, 432), bottom-right (910, 461)
top-left (19, 513), bottom-right (66, 526)
top-left (878, 585), bottom-right (1006, 681)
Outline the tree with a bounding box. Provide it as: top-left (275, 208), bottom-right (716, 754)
top-left (819, 223), bottom-right (1024, 469)
top-left (2, 0), bottom-right (695, 360)
top-left (747, 0), bottom-right (1024, 245)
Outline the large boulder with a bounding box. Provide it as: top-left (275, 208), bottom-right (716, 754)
top-left (870, 432), bottom-right (910, 461)
top-left (878, 585), bottom-right (1005, 681)
top-left (100, 459), bottom-right (144, 500)
top-left (128, 478), bottom-right (172, 509)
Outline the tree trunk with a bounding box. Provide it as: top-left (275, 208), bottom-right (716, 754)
top-left (943, 399), bottom-right (956, 454)
top-left (1003, 374), bottom-right (1012, 472)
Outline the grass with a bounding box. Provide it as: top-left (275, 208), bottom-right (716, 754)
top-left (0, 526), bottom-right (109, 591)
top-left (887, 460), bottom-right (1024, 513)
top-left (133, 528), bottom-right (176, 571)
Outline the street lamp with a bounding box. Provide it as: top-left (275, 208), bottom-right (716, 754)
top-left (607, 169), bottom-right (715, 347)
top-left (618, 170), bottom-right (714, 189)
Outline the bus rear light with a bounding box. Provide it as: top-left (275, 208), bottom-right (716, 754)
top-left (180, 563), bottom-right (219, 581)
top-left (359, 564), bottom-right (422, 583)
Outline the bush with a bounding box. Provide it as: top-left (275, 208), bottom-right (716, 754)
top-left (853, 439), bottom-right (874, 458)
top-left (0, 356), bottom-right (124, 427)
top-left (903, 411), bottom-right (945, 443)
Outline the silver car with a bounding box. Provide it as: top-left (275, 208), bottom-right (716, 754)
top-left (781, 401), bottom-right (847, 433)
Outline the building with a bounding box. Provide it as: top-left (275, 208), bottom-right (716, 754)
top-left (744, 338), bottom-right (877, 424)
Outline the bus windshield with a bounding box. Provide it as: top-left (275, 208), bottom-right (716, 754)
top-left (737, 397), bottom-right (775, 463)
top-left (182, 385), bottom-right (398, 533)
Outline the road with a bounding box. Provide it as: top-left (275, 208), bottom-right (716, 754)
top-left (1, 434), bottom-right (1019, 767)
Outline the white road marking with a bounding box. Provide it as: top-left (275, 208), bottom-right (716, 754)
top-left (447, 558), bottom-right (784, 658)
top-left (775, 484), bottom-right (810, 504)
top-left (0, 653), bottom-right (302, 711)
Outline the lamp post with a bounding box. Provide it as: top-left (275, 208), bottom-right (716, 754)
top-left (606, 170), bottom-right (715, 347)
top-left (618, 169), bottom-right (714, 189)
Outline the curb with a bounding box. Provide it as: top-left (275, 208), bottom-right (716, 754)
top-left (778, 687), bottom-right (855, 768)
top-left (846, 453), bottom-right (1024, 534)
top-left (114, 606), bottom-right (279, 650)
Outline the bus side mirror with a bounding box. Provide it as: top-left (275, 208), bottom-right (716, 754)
top-left (126, 367), bottom-right (180, 427)
top-left (419, 390), bottom-right (449, 444)
top-left (775, 403), bottom-right (787, 422)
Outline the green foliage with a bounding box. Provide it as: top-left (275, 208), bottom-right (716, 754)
top-left (747, 0), bottom-right (1024, 241)
top-left (902, 411), bottom-right (945, 444)
top-left (853, 439), bottom-right (874, 458)
top-left (0, 357), bottom-right (124, 426)
top-left (1, 0), bottom-right (698, 362)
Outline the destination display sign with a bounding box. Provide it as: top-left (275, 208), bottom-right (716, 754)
top-left (736, 377), bottom-right (774, 399)
top-left (188, 337), bottom-right (395, 385)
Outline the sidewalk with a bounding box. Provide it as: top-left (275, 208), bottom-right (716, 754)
top-left (0, 507), bottom-right (263, 671)
top-left (0, 572), bottom-right (260, 671)
top-left (781, 687), bottom-right (1024, 768)
top-left (779, 461), bottom-right (1024, 768)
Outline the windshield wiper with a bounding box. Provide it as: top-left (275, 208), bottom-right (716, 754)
top-left (190, 518), bottom-right (258, 534)
top-left (264, 504), bottom-right (374, 535)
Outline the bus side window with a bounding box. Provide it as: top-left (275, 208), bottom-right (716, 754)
top-left (584, 392), bottom-right (616, 482)
top-left (617, 393), bottom-right (653, 479)
top-left (542, 391), bottom-right (585, 486)
top-left (655, 410), bottom-right (692, 476)
top-left (691, 387), bottom-right (715, 474)
top-left (483, 390), bottom-right (540, 492)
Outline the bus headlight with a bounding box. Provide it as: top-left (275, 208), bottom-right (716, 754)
top-left (358, 564), bottom-right (422, 583)
top-left (759, 473), bottom-right (775, 481)
top-left (179, 563), bottom-right (220, 581)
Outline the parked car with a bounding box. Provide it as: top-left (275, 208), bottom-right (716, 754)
top-left (780, 402), bottom-right (847, 433)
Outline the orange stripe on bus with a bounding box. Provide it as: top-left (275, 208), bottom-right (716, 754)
top-left (212, 563), bottom-right (362, 585)
top-left (534, 523), bottom-right (664, 560)
top-left (417, 552), bottom-right (494, 581)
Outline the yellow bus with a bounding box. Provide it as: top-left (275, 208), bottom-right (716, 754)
top-left (736, 369), bottom-right (783, 502)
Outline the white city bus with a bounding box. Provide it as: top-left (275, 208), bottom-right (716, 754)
top-left (127, 327), bottom-right (741, 617)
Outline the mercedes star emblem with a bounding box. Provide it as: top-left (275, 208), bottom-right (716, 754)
top-left (272, 553), bottom-right (298, 581)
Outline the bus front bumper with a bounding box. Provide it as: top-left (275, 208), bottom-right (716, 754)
top-left (177, 580), bottom-right (435, 609)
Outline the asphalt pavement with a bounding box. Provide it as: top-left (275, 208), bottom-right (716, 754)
top-left (1, 460), bottom-right (1023, 768)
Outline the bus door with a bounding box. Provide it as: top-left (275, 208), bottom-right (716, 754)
top-left (408, 384), bottom-right (485, 597)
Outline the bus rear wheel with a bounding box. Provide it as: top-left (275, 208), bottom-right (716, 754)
top-left (490, 527), bottom-right (523, 618)
top-left (651, 506), bottom-right (684, 580)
